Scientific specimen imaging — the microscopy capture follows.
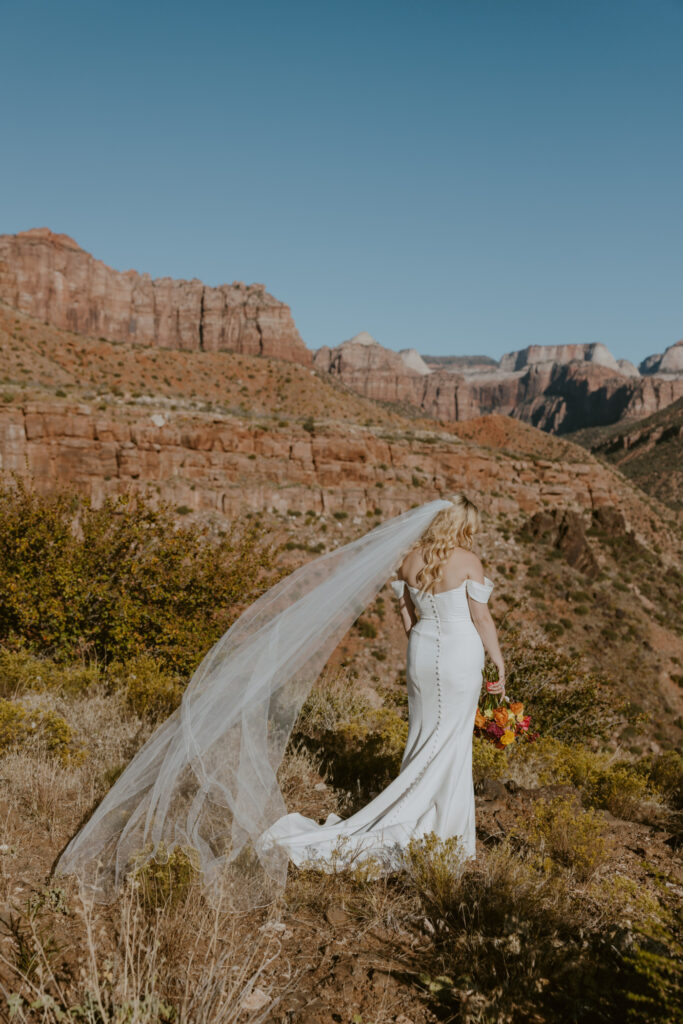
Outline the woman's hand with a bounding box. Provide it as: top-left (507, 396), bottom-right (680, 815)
top-left (486, 668), bottom-right (506, 696)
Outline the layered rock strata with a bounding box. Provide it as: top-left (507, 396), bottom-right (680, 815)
top-left (314, 337), bottom-right (683, 433)
top-left (0, 400), bottom-right (664, 534)
top-left (0, 229), bottom-right (311, 364)
top-left (2, 229), bottom-right (681, 432)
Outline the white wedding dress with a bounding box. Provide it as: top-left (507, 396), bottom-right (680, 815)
top-left (256, 575), bottom-right (494, 869)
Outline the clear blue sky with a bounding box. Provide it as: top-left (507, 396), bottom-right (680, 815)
top-left (1, 0), bottom-right (681, 364)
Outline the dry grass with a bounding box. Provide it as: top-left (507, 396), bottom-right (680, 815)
top-left (0, 688), bottom-right (150, 848)
top-left (0, 671), bottom-right (680, 1022)
top-left (1, 880), bottom-right (292, 1023)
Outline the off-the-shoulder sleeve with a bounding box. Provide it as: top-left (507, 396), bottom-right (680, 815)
top-left (390, 579), bottom-right (406, 599)
top-left (465, 576), bottom-right (494, 603)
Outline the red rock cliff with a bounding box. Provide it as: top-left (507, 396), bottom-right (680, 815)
top-left (314, 336), bottom-right (683, 433)
top-left (0, 228), bottom-right (311, 365)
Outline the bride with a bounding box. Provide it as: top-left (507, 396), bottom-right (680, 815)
top-left (54, 493), bottom-right (505, 901)
top-left (256, 493), bottom-right (505, 869)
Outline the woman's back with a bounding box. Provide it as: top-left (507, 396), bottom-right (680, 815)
top-left (400, 545), bottom-right (483, 594)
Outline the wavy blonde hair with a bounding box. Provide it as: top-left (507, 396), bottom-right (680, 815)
top-left (414, 493), bottom-right (481, 594)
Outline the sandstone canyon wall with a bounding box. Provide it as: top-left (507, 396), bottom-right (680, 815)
top-left (498, 342), bottom-right (621, 373)
top-left (314, 336), bottom-right (683, 433)
top-left (0, 229), bottom-right (311, 365)
top-left (2, 228), bottom-right (681, 435)
top-left (0, 399), bottom-right (663, 534)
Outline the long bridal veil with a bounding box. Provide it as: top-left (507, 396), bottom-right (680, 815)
top-left (54, 499), bottom-right (452, 904)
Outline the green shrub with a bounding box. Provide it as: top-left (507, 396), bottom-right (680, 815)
top-left (587, 762), bottom-right (654, 820)
top-left (0, 698), bottom-right (85, 763)
top-left (524, 739), bottom-right (657, 820)
top-left (309, 707), bottom-right (408, 794)
top-left (501, 625), bottom-right (628, 742)
top-left (355, 618), bottom-right (377, 639)
top-left (295, 672), bottom-right (369, 733)
top-left (622, 915), bottom-right (683, 1024)
top-left (293, 675), bottom-right (408, 795)
top-left (472, 734), bottom-right (505, 784)
top-left (523, 794), bottom-right (609, 880)
top-left (402, 832), bottom-right (466, 927)
top-left (108, 654), bottom-right (184, 722)
top-left (402, 838), bottom-right (681, 1023)
top-left (0, 698), bottom-right (28, 751)
top-left (0, 481), bottom-right (277, 673)
top-left (646, 750), bottom-right (683, 809)
top-left (131, 843), bottom-right (199, 910)
top-left (0, 646), bottom-right (101, 698)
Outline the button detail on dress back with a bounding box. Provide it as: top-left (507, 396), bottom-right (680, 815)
top-left (385, 589), bottom-right (444, 826)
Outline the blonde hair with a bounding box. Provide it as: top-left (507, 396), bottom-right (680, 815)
top-left (414, 493), bottom-right (481, 594)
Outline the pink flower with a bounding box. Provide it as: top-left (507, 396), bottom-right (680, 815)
top-left (487, 723), bottom-right (504, 738)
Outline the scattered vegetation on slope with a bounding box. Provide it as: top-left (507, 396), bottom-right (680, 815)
top-left (571, 397), bottom-right (683, 512)
top-left (0, 484), bottom-right (680, 1023)
top-left (0, 479), bottom-right (278, 673)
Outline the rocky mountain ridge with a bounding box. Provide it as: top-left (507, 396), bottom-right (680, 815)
top-left (0, 228), bottom-right (310, 364)
top-left (1, 228), bottom-right (681, 434)
top-left (314, 333), bottom-right (683, 433)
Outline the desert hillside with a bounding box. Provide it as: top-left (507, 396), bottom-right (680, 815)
top-left (571, 397), bottom-right (683, 512)
top-left (0, 242), bottom-right (681, 1023)
top-left (0, 295), bottom-right (681, 734)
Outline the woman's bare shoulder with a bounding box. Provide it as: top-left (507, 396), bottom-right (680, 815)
top-left (446, 548), bottom-right (485, 582)
top-left (398, 548), bottom-right (423, 581)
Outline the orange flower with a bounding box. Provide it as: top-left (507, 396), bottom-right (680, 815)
top-left (500, 729), bottom-right (516, 746)
top-left (474, 709), bottom-right (486, 729)
top-left (493, 707), bottom-right (509, 728)
top-left (510, 701), bottom-right (523, 716)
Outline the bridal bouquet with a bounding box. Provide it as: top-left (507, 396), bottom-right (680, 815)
top-left (474, 689), bottom-right (538, 750)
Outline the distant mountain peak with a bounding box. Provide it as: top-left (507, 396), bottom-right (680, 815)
top-left (343, 331), bottom-right (379, 347)
top-left (398, 348), bottom-right (431, 375)
top-left (16, 227), bottom-right (82, 250)
top-left (499, 342), bottom-right (620, 374)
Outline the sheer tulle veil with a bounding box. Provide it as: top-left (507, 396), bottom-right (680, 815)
top-left (54, 498), bottom-right (453, 903)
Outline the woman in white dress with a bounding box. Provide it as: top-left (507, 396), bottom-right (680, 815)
top-left (256, 494), bottom-right (506, 869)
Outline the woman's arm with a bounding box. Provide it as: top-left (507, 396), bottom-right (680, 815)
top-left (465, 555), bottom-right (505, 694)
top-left (468, 599), bottom-right (505, 694)
top-left (398, 587), bottom-right (418, 635)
